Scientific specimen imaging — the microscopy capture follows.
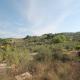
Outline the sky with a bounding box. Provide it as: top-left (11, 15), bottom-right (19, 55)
top-left (0, 0), bottom-right (80, 38)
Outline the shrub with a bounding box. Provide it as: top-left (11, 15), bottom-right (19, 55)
top-left (75, 45), bottom-right (80, 50)
top-left (51, 48), bottom-right (64, 60)
top-left (34, 46), bottom-right (52, 62)
top-left (61, 54), bottom-right (71, 62)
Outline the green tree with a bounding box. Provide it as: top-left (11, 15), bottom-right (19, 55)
top-left (53, 35), bottom-right (67, 43)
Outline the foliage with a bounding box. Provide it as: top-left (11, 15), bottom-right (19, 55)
top-left (75, 45), bottom-right (80, 50)
top-left (53, 35), bottom-right (69, 43)
top-left (0, 32), bottom-right (80, 80)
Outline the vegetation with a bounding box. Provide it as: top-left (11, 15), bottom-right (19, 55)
top-left (0, 32), bottom-right (80, 80)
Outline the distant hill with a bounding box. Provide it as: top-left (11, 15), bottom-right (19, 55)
top-left (24, 32), bottom-right (80, 43)
top-left (0, 32), bottom-right (80, 48)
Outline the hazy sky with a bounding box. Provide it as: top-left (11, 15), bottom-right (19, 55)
top-left (0, 0), bottom-right (80, 38)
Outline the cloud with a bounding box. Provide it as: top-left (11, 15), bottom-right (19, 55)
top-left (32, 23), bottom-right (57, 35)
top-left (18, 0), bottom-right (73, 29)
top-left (0, 0), bottom-right (76, 38)
top-left (0, 21), bottom-right (26, 38)
top-left (0, 31), bottom-right (13, 38)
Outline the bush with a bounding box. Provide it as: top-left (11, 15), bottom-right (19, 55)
top-left (34, 46), bottom-right (52, 62)
top-left (75, 45), bottom-right (80, 50)
top-left (53, 35), bottom-right (68, 43)
top-left (51, 48), bottom-right (64, 60)
top-left (61, 54), bottom-right (71, 62)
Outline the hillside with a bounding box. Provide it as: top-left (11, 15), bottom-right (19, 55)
top-left (0, 32), bottom-right (80, 80)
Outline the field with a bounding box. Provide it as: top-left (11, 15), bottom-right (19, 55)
top-left (0, 32), bottom-right (80, 80)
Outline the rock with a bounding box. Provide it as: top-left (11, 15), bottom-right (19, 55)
top-left (15, 72), bottom-right (32, 80)
top-left (0, 63), bottom-right (7, 68)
